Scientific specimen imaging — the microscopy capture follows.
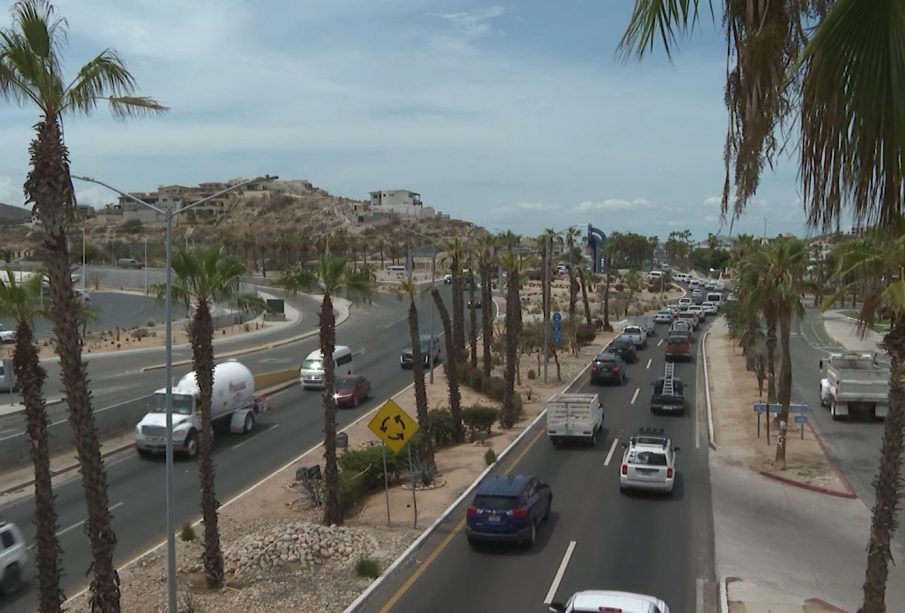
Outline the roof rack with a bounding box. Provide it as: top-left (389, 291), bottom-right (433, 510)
top-left (631, 427), bottom-right (669, 448)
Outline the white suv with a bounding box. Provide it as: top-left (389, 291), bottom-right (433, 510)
top-left (0, 521), bottom-right (29, 594)
top-left (701, 301), bottom-right (718, 315)
top-left (550, 590), bottom-right (671, 613)
top-left (619, 429), bottom-right (680, 495)
top-left (686, 305), bottom-right (705, 320)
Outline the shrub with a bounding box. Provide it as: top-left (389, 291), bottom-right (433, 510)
top-left (484, 448), bottom-right (497, 466)
top-left (338, 446), bottom-right (402, 490)
top-left (146, 319), bottom-right (156, 327)
top-left (356, 556), bottom-right (381, 579)
top-left (576, 323), bottom-right (597, 346)
top-left (511, 393), bottom-right (524, 418)
top-left (484, 376), bottom-right (506, 401)
top-left (527, 368), bottom-right (536, 380)
top-left (462, 404), bottom-right (499, 442)
top-left (180, 522), bottom-right (196, 542)
top-left (339, 470), bottom-right (366, 511)
top-left (425, 408), bottom-right (458, 448)
top-left (465, 367), bottom-right (485, 391)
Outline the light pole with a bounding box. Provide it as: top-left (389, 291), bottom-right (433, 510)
top-left (81, 227), bottom-right (86, 292)
top-left (144, 237), bottom-right (149, 292)
top-left (72, 174), bottom-right (277, 613)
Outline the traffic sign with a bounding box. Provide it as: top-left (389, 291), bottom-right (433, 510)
top-left (368, 399), bottom-right (419, 453)
top-left (552, 321), bottom-right (561, 332)
top-left (794, 415), bottom-right (808, 423)
top-left (552, 333), bottom-right (562, 343)
top-left (752, 403), bottom-right (808, 414)
top-left (552, 311), bottom-right (562, 322)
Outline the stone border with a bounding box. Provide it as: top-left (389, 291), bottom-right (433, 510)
top-left (702, 329), bottom-right (717, 450)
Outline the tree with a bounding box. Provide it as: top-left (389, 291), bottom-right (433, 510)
top-left (466, 258), bottom-right (479, 370)
top-left (578, 267), bottom-right (594, 327)
top-left (498, 232), bottom-right (524, 428)
top-left (430, 287), bottom-right (465, 443)
top-left (737, 244), bottom-right (778, 404)
top-left (279, 256), bottom-right (372, 525)
top-left (149, 246), bottom-right (263, 588)
top-left (476, 234), bottom-right (498, 378)
top-left (0, 2), bottom-right (167, 608)
top-left (443, 239), bottom-right (468, 362)
top-left (565, 227), bottom-right (582, 355)
top-left (0, 269), bottom-right (64, 612)
top-left (400, 280), bottom-right (436, 478)
top-left (119, 218), bottom-right (143, 235)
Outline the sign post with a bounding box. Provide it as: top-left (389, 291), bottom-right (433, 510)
top-left (552, 311), bottom-right (562, 344)
top-left (752, 403), bottom-right (809, 439)
top-left (368, 400), bottom-right (420, 527)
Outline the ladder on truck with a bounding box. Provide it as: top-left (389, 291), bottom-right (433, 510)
top-left (662, 361), bottom-right (675, 396)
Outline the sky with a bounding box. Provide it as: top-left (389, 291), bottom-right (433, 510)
top-left (0, 0), bottom-right (833, 242)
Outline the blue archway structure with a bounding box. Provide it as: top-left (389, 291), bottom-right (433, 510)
top-left (587, 224), bottom-right (607, 273)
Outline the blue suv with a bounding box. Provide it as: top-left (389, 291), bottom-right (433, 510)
top-left (466, 474), bottom-right (553, 547)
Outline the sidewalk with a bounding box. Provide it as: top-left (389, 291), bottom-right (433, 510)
top-left (821, 310), bottom-right (884, 353)
top-left (708, 317), bottom-right (905, 612)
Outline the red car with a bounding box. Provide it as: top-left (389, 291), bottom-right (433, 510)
top-left (333, 375), bottom-right (371, 408)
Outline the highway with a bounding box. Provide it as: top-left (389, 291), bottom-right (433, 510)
top-left (356, 318), bottom-right (717, 612)
top-left (0, 283), bottom-right (464, 612)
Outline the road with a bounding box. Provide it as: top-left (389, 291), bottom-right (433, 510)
top-left (356, 319), bottom-right (716, 613)
top-left (0, 282), bottom-right (469, 612)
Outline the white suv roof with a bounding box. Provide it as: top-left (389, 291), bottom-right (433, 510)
top-left (558, 590), bottom-right (670, 613)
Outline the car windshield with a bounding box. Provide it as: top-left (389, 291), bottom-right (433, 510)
top-left (668, 336), bottom-right (688, 344)
top-left (335, 376), bottom-right (356, 388)
top-left (629, 451), bottom-right (668, 466)
top-left (148, 393), bottom-right (194, 415)
top-left (613, 339), bottom-right (630, 347)
top-left (473, 495), bottom-right (520, 510)
top-left (302, 358), bottom-right (323, 370)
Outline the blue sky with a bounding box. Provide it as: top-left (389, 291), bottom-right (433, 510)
top-left (0, 0), bottom-right (824, 241)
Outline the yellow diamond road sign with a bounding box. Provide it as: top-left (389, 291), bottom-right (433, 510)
top-left (368, 399), bottom-right (419, 453)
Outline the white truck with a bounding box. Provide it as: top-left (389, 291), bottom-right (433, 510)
top-left (135, 361), bottom-right (264, 458)
top-left (546, 392), bottom-right (604, 447)
top-left (819, 352), bottom-right (890, 420)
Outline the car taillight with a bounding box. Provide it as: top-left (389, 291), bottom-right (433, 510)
top-left (667, 468), bottom-right (674, 478)
top-left (511, 507), bottom-right (529, 519)
top-left (621, 464), bottom-right (628, 475)
top-left (467, 506), bottom-right (477, 517)
top-left (591, 365), bottom-right (598, 373)
top-left (612, 367), bottom-right (620, 373)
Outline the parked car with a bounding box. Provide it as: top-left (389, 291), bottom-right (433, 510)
top-left (619, 429), bottom-right (680, 495)
top-left (443, 274), bottom-right (453, 284)
top-left (654, 310), bottom-right (674, 324)
top-left (0, 521), bottom-right (29, 595)
top-left (0, 326), bottom-right (14, 344)
top-left (701, 301), bottom-right (718, 315)
top-left (333, 374), bottom-right (371, 408)
top-left (590, 352), bottom-right (627, 385)
top-left (609, 336), bottom-right (638, 363)
top-left (549, 590), bottom-right (671, 613)
top-left (116, 257), bottom-right (143, 269)
top-left (400, 335), bottom-right (442, 369)
top-left (621, 325), bottom-right (648, 349)
top-left (466, 474), bottom-right (553, 547)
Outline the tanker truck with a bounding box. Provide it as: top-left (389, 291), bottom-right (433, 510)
top-left (134, 360), bottom-right (264, 459)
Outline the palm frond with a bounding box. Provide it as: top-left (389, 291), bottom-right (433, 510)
top-left (618, 0), bottom-right (701, 60)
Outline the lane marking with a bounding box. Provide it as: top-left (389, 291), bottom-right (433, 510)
top-left (604, 438), bottom-right (619, 466)
top-left (645, 358), bottom-right (652, 369)
top-left (231, 423), bottom-right (280, 450)
top-left (544, 540), bottom-right (577, 605)
top-left (630, 388), bottom-right (640, 405)
top-left (696, 577), bottom-right (704, 613)
top-left (657, 338), bottom-right (664, 347)
top-left (57, 501), bottom-right (125, 538)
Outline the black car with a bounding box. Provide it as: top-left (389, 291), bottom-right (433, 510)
top-left (590, 352), bottom-right (627, 385)
top-left (608, 336), bottom-right (638, 363)
top-left (466, 474), bottom-right (553, 547)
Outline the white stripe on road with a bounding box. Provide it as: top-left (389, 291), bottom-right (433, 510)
top-left (657, 338), bottom-right (664, 347)
top-left (57, 501), bottom-right (125, 538)
top-left (696, 577), bottom-right (704, 613)
top-left (645, 358), bottom-right (652, 369)
top-left (232, 423), bottom-right (279, 450)
top-left (544, 540), bottom-right (577, 605)
top-left (604, 438), bottom-right (619, 466)
top-left (631, 388), bottom-right (640, 405)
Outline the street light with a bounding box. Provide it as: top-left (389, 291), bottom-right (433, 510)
top-left (72, 173), bottom-right (277, 613)
top-left (81, 227), bottom-right (86, 292)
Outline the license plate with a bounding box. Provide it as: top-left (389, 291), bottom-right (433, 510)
top-left (637, 468), bottom-right (657, 475)
top-left (486, 514), bottom-right (501, 523)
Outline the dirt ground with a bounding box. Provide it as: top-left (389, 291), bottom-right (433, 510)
top-left (707, 318), bottom-right (848, 492)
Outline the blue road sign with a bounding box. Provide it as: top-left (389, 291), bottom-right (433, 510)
top-left (794, 415), bottom-right (808, 424)
top-left (752, 403), bottom-right (808, 414)
top-left (552, 321), bottom-right (562, 332)
top-left (552, 333), bottom-right (562, 343)
top-left (552, 311), bottom-right (562, 322)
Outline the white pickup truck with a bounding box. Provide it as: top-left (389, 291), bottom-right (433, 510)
top-left (819, 352), bottom-right (889, 420)
top-left (546, 392), bottom-right (604, 447)
top-left (135, 360), bottom-right (265, 458)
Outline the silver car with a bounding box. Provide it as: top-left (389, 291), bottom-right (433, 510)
top-left (619, 430), bottom-right (679, 495)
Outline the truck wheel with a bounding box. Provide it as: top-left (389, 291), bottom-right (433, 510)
top-left (136, 448), bottom-right (152, 459)
top-left (243, 413), bottom-right (255, 434)
top-left (2, 563), bottom-right (22, 595)
top-left (525, 522), bottom-right (537, 547)
top-left (590, 430), bottom-right (598, 447)
top-left (184, 432), bottom-right (198, 459)
top-left (831, 401), bottom-right (842, 421)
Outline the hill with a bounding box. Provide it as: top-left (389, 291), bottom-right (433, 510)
top-left (0, 202), bottom-right (31, 226)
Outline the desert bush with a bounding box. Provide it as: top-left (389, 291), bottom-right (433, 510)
top-left (576, 323), bottom-right (597, 345)
top-left (527, 368), bottom-right (536, 380)
top-left (356, 556), bottom-right (381, 578)
top-left (425, 408), bottom-right (458, 448)
top-left (338, 446), bottom-right (402, 490)
top-left (484, 448), bottom-right (497, 465)
top-left (130, 328), bottom-right (149, 340)
top-left (338, 470), bottom-right (366, 511)
top-left (464, 367), bottom-right (485, 391)
top-left (462, 404), bottom-right (499, 442)
top-left (180, 522), bottom-right (196, 542)
top-left (484, 376), bottom-right (506, 401)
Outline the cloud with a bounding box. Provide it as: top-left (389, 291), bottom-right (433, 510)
top-left (516, 201), bottom-right (560, 212)
top-left (703, 196), bottom-right (721, 206)
top-left (574, 198), bottom-right (653, 212)
top-left (435, 7), bottom-right (506, 37)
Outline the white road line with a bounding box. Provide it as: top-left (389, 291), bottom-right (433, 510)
top-left (604, 438), bottom-right (619, 466)
top-left (631, 388), bottom-right (640, 405)
top-left (696, 577), bottom-right (704, 613)
top-left (544, 540), bottom-right (577, 605)
top-left (232, 423), bottom-right (279, 450)
top-left (57, 501), bottom-right (125, 538)
top-left (657, 338), bottom-right (664, 347)
top-left (645, 358), bottom-right (652, 369)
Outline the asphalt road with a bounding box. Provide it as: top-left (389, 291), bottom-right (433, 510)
top-left (0, 283), bottom-right (470, 612)
top-left (356, 318), bottom-right (716, 613)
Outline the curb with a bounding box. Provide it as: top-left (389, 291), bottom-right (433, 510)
top-left (718, 576), bottom-right (731, 613)
top-left (806, 421), bottom-right (858, 496)
top-left (805, 597), bottom-right (849, 612)
top-left (343, 340), bottom-right (600, 613)
top-left (701, 329), bottom-right (717, 450)
top-left (757, 469), bottom-right (857, 499)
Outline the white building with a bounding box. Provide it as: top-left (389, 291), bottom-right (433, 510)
top-left (369, 189), bottom-right (437, 217)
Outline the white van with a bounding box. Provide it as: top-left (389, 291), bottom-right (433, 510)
top-left (648, 270), bottom-right (663, 281)
top-left (706, 292), bottom-right (724, 307)
top-left (300, 346), bottom-right (354, 390)
top-left (674, 273), bottom-right (689, 283)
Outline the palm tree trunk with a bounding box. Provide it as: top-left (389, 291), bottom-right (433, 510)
top-left (431, 288), bottom-right (464, 442)
top-left (14, 325), bottom-right (64, 613)
top-left (408, 298), bottom-right (436, 478)
top-left (502, 266), bottom-right (520, 428)
top-left (569, 270), bottom-right (578, 355)
top-left (26, 118), bottom-right (120, 612)
top-left (468, 278), bottom-right (478, 369)
top-left (320, 293), bottom-right (343, 525)
top-left (480, 263), bottom-right (494, 378)
top-left (191, 300), bottom-right (224, 588)
top-left (773, 311), bottom-right (793, 470)
top-left (766, 316), bottom-right (778, 403)
top-left (861, 317), bottom-right (905, 612)
top-left (603, 273), bottom-right (612, 331)
top-left (451, 256), bottom-right (465, 363)
top-left (579, 271), bottom-right (592, 327)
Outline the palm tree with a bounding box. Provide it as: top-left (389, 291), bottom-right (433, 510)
top-left (149, 246), bottom-right (263, 588)
top-left (0, 269), bottom-right (64, 612)
top-left (400, 280), bottom-right (436, 478)
top-left (828, 224), bottom-right (905, 611)
top-left (737, 245), bottom-right (779, 404)
top-left (430, 287), bottom-right (465, 442)
top-left (578, 267), bottom-right (594, 327)
top-left (476, 234), bottom-right (498, 378)
top-left (565, 227), bottom-right (582, 355)
top-left (498, 232), bottom-right (523, 428)
top-left (0, 2), bottom-right (167, 608)
top-left (465, 255), bottom-right (479, 370)
top-left (279, 256), bottom-right (372, 525)
top-left (443, 238), bottom-right (468, 362)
